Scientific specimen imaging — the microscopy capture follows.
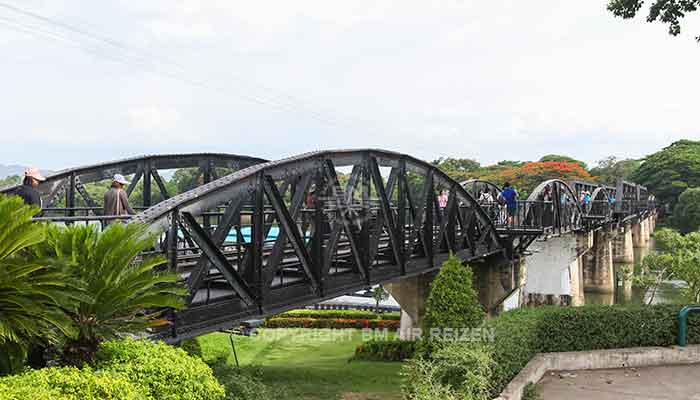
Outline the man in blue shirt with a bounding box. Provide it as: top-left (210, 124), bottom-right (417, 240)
top-left (500, 182), bottom-right (518, 225)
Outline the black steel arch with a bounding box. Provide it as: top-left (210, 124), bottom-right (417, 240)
top-left (0, 153), bottom-right (268, 212)
top-left (526, 179), bottom-right (583, 234)
top-left (461, 179), bottom-right (502, 200)
top-left (137, 149), bottom-right (507, 340)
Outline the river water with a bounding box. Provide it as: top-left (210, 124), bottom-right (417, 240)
top-left (583, 237), bottom-right (685, 305)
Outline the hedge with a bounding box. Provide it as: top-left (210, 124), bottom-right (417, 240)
top-left (0, 366), bottom-right (140, 400)
top-left (0, 339), bottom-right (225, 400)
top-left (264, 317), bottom-right (400, 330)
top-left (424, 256), bottom-right (484, 331)
top-left (354, 339), bottom-right (417, 361)
top-left (404, 304), bottom-right (700, 400)
top-left (275, 309), bottom-right (401, 321)
top-left (96, 339), bottom-right (225, 400)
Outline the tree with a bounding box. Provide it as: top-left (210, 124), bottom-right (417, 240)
top-left (539, 154), bottom-right (588, 170)
top-left (672, 187), bottom-right (700, 233)
top-left (423, 255), bottom-right (483, 333)
top-left (608, 0), bottom-right (700, 42)
top-left (432, 158), bottom-right (481, 182)
top-left (589, 156), bottom-right (640, 185)
top-left (0, 175), bottom-right (20, 189)
top-left (474, 161), bottom-right (593, 198)
top-left (630, 140), bottom-right (700, 209)
top-left (35, 223), bottom-right (187, 366)
top-left (638, 228), bottom-right (700, 304)
top-left (0, 195), bottom-right (82, 374)
top-left (371, 285), bottom-right (390, 314)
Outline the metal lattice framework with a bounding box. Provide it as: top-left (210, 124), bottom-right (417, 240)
top-left (0, 153), bottom-right (268, 217)
top-left (133, 149), bottom-right (506, 339)
top-left (2, 149), bottom-right (657, 340)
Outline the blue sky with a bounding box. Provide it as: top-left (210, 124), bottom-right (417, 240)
top-left (1, 1), bottom-right (699, 170)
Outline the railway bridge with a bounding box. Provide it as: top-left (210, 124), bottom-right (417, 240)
top-left (0, 149), bottom-right (656, 341)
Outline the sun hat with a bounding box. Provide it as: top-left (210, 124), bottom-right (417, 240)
top-left (24, 167), bottom-right (45, 182)
top-left (112, 174), bottom-right (130, 185)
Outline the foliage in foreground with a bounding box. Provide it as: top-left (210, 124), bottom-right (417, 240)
top-left (608, 0), bottom-right (700, 42)
top-left (0, 195), bottom-right (83, 374)
top-left (424, 255), bottom-right (484, 332)
top-left (207, 356), bottom-right (273, 400)
top-left (0, 339), bottom-right (225, 400)
top-left (34, 223), bottom-right (187, 366)
top-left (403, 304), bottom-right (700, 400)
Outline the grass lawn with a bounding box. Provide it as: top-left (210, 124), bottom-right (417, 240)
top-left (197, 328), bottom-right (405, 400)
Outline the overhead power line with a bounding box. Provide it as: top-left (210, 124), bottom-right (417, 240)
top-left (0, 2), bottom-right (384, 133)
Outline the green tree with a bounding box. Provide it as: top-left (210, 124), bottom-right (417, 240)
top-left (539, 154), bottom-right (588, 170)
top-left (0, 195), bottom-right (82, 374)
top-left (589, 156), bottom-right (640, 185)
top-left (371, 285), bottom-right (390, 314)
top-left (424, 255), bottom-right (483, 333)
top-left (35, 223), bottom-right (187, 366)
top-left (0, 175), bottom-right (20, 189)
top-left (631, 140), bottom-right (700, 209)
top-left (608, 0), bottom-right (700, 42)
top-left (673, 187), bottom-right (700, 233)
top-left (432, 158), bottom-right (481, 182)
top-left (640, 228), bottom-right (700, 303)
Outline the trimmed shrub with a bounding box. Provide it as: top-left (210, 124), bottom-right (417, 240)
top-left (177, 338), bottom-right (203, 358)
top-left (424, 256), bottom-right (484, 332)
top-left (0, 366), bottom-right (140, 400)
top-left (96, 338), bottom-right (225, 400)
top-left (275, 309), bottom-right (401, 321)
top-left (354, 339), bottom-right (417, 361)
top-left (264, 317), bottom-right (401, 330)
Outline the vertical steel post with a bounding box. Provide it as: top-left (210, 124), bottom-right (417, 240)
top-left (397, 159), bottom-right (406, 274)
top-left (252, 172), bottom-right (264, 308)
top-left (143, 160), bottom-right (152, 208)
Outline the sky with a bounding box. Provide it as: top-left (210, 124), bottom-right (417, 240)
top-left (1, 1), bottom-right (699, 171)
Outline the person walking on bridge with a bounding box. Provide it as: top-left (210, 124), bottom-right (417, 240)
top-left (499, 182), bottom-right (518, 226)
top-left (15, 167), bottom-right (45, 208)
top-left (103, 174), bottom-right (136, 221)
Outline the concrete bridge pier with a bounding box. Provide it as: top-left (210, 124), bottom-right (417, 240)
top-left (612, 225), bottom-right (634, 265)
top-left (385, 273), bottom-right (434, 340)
top-left (584, 228), bottom-right (615, 293)
top-left (522, 232), bottom-right (592, 307)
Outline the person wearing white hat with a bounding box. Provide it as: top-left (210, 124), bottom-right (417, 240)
top-left (15, 167), bottom-right (45, 207)
top-left (103, 174), bottom-right (135, 219)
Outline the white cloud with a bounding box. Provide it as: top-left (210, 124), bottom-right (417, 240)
top-left (0, 0), bottom-right (699, 170)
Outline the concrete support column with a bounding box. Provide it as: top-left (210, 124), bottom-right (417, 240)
top-left (632, 222), bottom-right (645, 249)
top-left (643, 218), bottom-right (652, 244)
top-left (583, 229), bottom-right (615, 293)
top-left (473, 260), bottom-right (509, 315)
top-left (385, 273), bottom-right (434, 340)
top-left (612, 227), bottom-right (634, 264)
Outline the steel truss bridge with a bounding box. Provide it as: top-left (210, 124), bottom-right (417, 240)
top-left (0, 150), bottom-right (655, 340)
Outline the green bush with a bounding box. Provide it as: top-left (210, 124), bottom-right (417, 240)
top-left (177, 338), bottom-right (203, 358)
top-left (264, 317), bottom-right (400, 329)
top-left (354, 339), bottom-right (417, 361)
top-left (96, 338), bottom-right (225, 400)
top-left (402, 342), bottom-right (493, 400)
top-left (0, 366), bottom-right (140, 400)
top-left (424, 256), bottom-right (484, 332)
top-left (275, 309), bottom-right (400, 320)
top-left (522, 382), bottom-right (542, 400)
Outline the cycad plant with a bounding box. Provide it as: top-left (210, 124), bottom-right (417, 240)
top-left (38, 223), bottom-right (187, 366)
top-left (0, 195), bottom-right (81, 374)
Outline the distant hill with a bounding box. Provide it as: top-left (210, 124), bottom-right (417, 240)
top-left (0, 164), bottom-right (28, 179)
